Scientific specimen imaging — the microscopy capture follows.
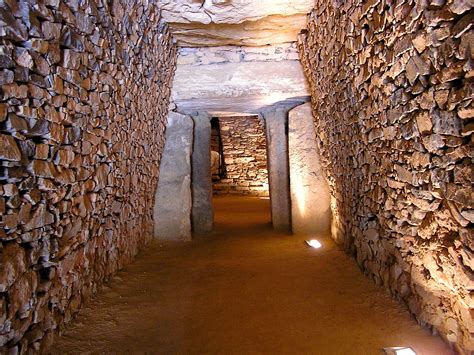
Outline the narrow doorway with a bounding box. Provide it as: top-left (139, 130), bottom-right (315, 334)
top-left (211, 116), bottom-right (269, 197)
top-left (210, 115), bottom-right (271, 230)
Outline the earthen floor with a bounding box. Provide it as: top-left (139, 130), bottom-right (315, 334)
top-left (51, 196), bottom-right (452, 354)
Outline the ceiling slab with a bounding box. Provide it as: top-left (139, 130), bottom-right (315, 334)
top-left (171, 58), bottom-right (310, 113)
top-left (158, 0), bottom-right (313, 47)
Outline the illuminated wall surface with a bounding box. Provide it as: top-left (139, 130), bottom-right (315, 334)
top-left (289, 103), bottom-right (331, 235)
top-left (299, 1), bottom-right (473, 352)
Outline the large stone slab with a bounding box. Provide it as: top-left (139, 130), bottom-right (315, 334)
top-left (172, 59), bottom-right (310, 114)
top-left (191, 112), bottom-right (213, 234)
top-left (288, 103), bottom-right (331, 234)
top-left (158, 0), bottom-right (313, 46)
top-left (154, 112), bottom-right (194, 241)
top-left (262, 107), bottom-right (291, 232)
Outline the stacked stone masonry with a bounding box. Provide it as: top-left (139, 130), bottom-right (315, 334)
top-left (0, 0), bottom-right (177, 351)
top-left (213, 116), bottom-right (269, 197)
top-left (298, 0), bottom-right (473, 352)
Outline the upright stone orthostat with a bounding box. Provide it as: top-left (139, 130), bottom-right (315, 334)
top-left (262, 107), bottom-right (291, 232)
top-left (154, 112), bottom-right (194, 241)
top-left (288, 103), bottom-right (331, 234)
top-left (159, 0), bottom-right (314, 46)
top-left (191, 112), bottom-right (214, 234)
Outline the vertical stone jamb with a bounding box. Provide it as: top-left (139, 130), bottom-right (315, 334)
top-left (288, 103), bottom-right (331, 234)
top-left (262, 107), bottom-right (292, 232)
top-left (191, 112), bottom-right (214, 234)
top-left (154, 112), bottom-right (194, 241)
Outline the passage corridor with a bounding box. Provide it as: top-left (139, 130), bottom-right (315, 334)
top-left (52, 196), bottom-right (452, 354)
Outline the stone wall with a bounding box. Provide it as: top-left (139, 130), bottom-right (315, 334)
top-left (0, 0), bottom-right (176, 351)
top-left (298, 1), bottom-right (473, 352)
top-left (213, 116), bottom-right (269, 196)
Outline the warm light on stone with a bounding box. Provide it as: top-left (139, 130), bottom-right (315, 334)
top-left (299, 0), bottom-right (473, 351)
top-left (289, 103), bottom-right (331, 235)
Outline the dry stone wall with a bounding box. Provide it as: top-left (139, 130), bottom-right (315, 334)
top-left (213, 116), bottom-right (269, 196)
top-left (0, 0), bottom-right (176, 351)
top-left (298, 1), bottom-right (473, 352)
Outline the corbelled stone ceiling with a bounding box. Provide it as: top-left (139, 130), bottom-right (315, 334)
top-left (158, 0), bottom-right (314, 46)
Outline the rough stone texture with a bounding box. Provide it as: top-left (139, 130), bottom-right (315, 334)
top-left (154, 112), bottom-right (193, 242)
top-left (288, 103), bottom-right (331, 235)
top-left (213, 116), bottom-right (269, 196)
top-left (177, 44), bottom-right (302, 65)
top-left (298, 1), bottom-right (473, 352)
top-left (157, 0), bottom-right (313, 46)
top-left (191, 112), bottom-right (213, 234)
top-left (172, 45), bottom-right (310, 114)
top-left (262, 106), bottom-right (292, 232)
top-left (0, 1), bottom-right (177, 351)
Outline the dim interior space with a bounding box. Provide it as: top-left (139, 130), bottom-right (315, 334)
top-left (0, 0), bottom-right (472, 354)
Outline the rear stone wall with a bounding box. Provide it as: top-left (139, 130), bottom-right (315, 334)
top-left (0, 0), bottom-right (176, 351)
top-left (299, 1), bottom-right (473, 352)
top-left (213, 116), bottom-right (269, 196)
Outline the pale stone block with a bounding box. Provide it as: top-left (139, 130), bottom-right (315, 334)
top-left (288, 103), bottom-right (331, 235)
top-left (154, 112), bottom-right (194, 241)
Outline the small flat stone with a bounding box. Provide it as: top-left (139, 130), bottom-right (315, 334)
top-left (0, 134), bottom-right (22, 161)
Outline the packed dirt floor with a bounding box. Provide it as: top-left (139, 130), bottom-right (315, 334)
top-left (51, 196), bottom-right (453, 354)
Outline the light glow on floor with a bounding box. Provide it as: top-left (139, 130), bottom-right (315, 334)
top-left (305, 239), bottom-right (322, 249)
top-left (383, 347), bottom-right (416, 355)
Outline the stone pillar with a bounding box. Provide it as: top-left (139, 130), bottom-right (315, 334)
top-left (262, 107), bottom-right (292, 232)
top-left (191, 112), bottom-right (214, 234)
top-left (154, 111), bottom-right (194, 241)
top-left (288, 103), bottom-right (331, 234)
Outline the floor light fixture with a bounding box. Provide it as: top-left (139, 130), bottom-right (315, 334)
top-left (305, 239), bottom-right (322, 249)
top-left (383, 347), bottom-right (416, 355)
